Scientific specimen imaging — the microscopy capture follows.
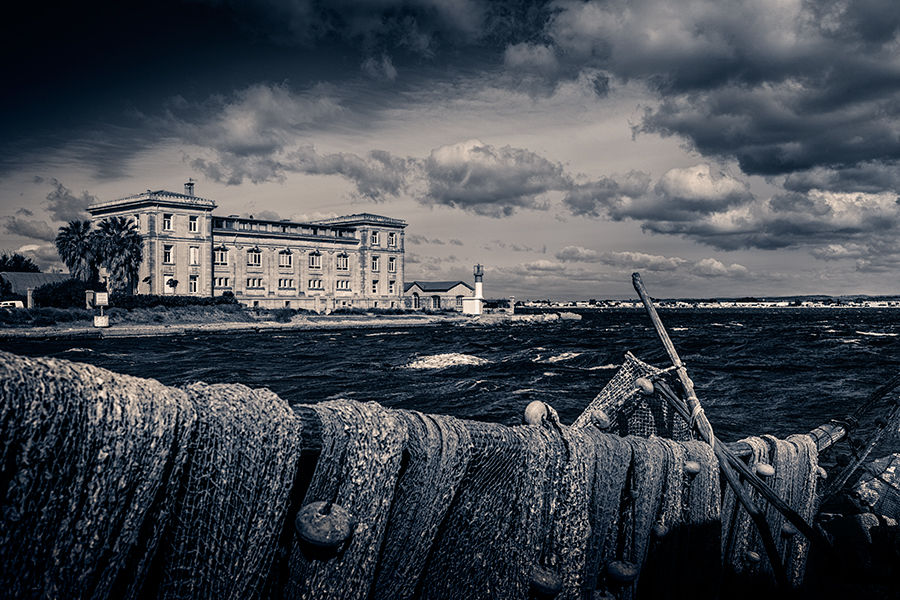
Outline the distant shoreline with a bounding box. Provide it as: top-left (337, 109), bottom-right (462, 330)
top-left (0, 311), bottom-right (583, 342)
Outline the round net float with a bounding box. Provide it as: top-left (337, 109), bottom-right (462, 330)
top-left (294, 501), bottom-right (355, 549)
top-left (781, 521), bottom-right (799, 537)
top-left (634, 377), bottom-right (654, 395)
top-left (817, 466), bottom-right (828, 479)
top-left (530, 564), bottom-right (563, 597)
top-left (756, 463), bottom-right (776, 477)
top-left (652, 522), bottom-right (669, 539)
top-left (606, 560), bottom-right (639, 583)
top-left (591, 410), bottom-right (612, 430)
top-left (524, 401), bottom-right (548, 426)
top-left (684, 460), bottom-right (701, 475)
top-left (745, 550), bottom-right (761, 564)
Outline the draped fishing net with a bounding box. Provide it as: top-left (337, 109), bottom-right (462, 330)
top-left (571, 352), bottom-right (691, 440)
top-left (1, 349), bottom-right (823, 600)
top-left (0, 351), bottom-right (303, 600)
top-left (719, 434), bottom-right (819, 590)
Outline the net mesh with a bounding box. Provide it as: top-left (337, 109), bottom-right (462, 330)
top-left (571, 352), bottom-right (690, 440)
top-left (1, 350), bottom-right (824, 599)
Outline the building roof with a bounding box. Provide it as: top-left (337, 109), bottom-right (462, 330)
top-left (404, 280), bottom-right (473, 293)
top-left (0, 272), bottom-right (72, 295)
top-left (309, 213), bottom-right (407, 228)
top-left (88, 189), bottom-right (217, 213)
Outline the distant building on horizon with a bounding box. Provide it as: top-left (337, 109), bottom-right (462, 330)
top-left (403, 280), bottom-right (474, 311)
top-left (87, 183), bottom-right (407, 310)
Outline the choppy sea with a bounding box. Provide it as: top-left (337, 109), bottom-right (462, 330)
top-left (6, 308), bottom-right (900, 464)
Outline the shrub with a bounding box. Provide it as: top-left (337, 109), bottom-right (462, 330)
top-left (108, 293), bottom-right (240, 310)
top-left (33, 279), bottom-right (103, 309)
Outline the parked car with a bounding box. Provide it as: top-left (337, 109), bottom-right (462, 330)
top-left (1, 300), bottom-right (25, 308)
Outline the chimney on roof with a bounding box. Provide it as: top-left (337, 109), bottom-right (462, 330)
top-left (184, 179), bottom-right (195, 196)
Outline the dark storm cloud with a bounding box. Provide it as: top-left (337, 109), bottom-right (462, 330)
top-left (540, 0), bottom-right (900, 190)
top-left (420, 139), bottom-right (569, 217)
top-left (39, 178), bottom-right (95, 222)
top-left (2, 217), bottom-right (56, 242)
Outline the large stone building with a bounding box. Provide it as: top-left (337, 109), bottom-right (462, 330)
top-left (87, 183), bottom-right (407, 310)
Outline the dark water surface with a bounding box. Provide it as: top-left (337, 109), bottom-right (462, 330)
top-left (6, 308), bottom-right (900, 451)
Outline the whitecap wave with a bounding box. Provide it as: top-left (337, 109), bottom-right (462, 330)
top-left (856, 331), bottom-right (898, 337)
top-left (542, 352), bottom-right (582, 363)
top-left (404, 353), bottom-right (490, 370)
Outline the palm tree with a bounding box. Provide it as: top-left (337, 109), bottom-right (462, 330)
top-left (55, 220), bottom-right (96, 282)
top-left (95, 217), bottom-right (143, 294)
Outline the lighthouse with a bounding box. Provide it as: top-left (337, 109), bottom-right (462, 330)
top-left (462, 264), bottom-right (485, 315)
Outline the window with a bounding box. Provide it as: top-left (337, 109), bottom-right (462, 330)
top-left (309, 253), bottom-right (321, 269)
top-left (163, 245), bottom-right (174, 264)
top-left (372, 280), bottom-right (379, 294)
top-left (389, 281), bottom-right (396, 294)
top-left (189, 275), bottom-right (198, 293)
top-left (214, 277), bottom-right (230, 287)
top-left (214, 249), bottom-right (228, 266)
top-left (248, 250), bottom-right (261, 267)
top-left (371, 255), bottom-right (380, 272)
top-left (279, 252), bottom-right (293, 268)
top-left (278, 278), bottom-right (294, 288)
top-left (163, 214), bottom-right (173, 230)
top-left (308, 279), bottom-right (323, 289)
top-left (189, 216), bottom-right (198, 232)
top-left (388, 256), bottom-right (396, 273)
top-left (336, 254), bottom-right (349, 271)
top-left (371, 230), bottom-right (380, 246)
top-left (133, 215), bottom-right (140, 231)
top-left (189, 246), bottom-right (199, 265)
top-left (456, 295), bottom-right (464, 309)
top-left (284, 301), bottom-right (291, 308)
top-left (337, 280), bottom-right (350, 290)
top-left (388, 232), bottom-right (397, 246)
top-left (247, 278), bottom-right (263, 288)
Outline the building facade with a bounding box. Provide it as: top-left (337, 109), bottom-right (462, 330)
top-left (87, 184), bottom-right (407, 310)
top-left (403, 281), bottom-right (474, 311)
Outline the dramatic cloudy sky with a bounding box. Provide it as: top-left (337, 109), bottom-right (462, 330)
top-left (3, 0), bottom-right (900, 299)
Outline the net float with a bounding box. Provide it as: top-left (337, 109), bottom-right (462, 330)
top-left (591, 410), bottom-right (611, 430)
top-left (634, 377), bottom-right (654, 395)
top-left (756, 463), bottom-right (776, 477)
top-left (684, 460), bottom-right (701, 475)
top-left (524, 401), bottom-right (548, 426)
top-left (295, 501), bottom-right (355, 549)
top-left (652, 522), bottom-right (669, 538)
top-left (530, 564), bottom-right (563, 597)
top-left (781, 522), bottom-right (798, 537)
top-left (745, 551), bottom-right (761, 564)
top-left (607, 560), bottom-right (639, 583)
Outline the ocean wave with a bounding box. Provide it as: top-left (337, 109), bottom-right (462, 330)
top-left (403, 353), bottom-right (490, 370)
top-left (541, 352), bottom-right (582, 363)
top-left (63, 348), bottom-right (93, 353)
top-left (585, 364), bottom-right (621, 371)
top-left (856, 331), bottom-right (898, 337)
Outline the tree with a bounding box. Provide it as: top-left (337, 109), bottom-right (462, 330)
top-left (0, 252), bottom-right (41, 272)
top-left (95, 217), bottom-right (143, 294)
top-left (167, 279), bottom-right (179, 293)
top-left (56, 220), bottom-right (96, 282)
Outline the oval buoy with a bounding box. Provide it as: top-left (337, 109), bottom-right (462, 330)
top-left (745, 550), bottom-right (761, 564)
top-left (634, 377), bottom-right (654, 395)
top-left (295, 501), bottom-right (354, 549)
top-left (591, 410), bottom-right (612, 430)
top-left (525, 401), bottom-right (548, 426)
top-left (607, 560), bottom-right (639, 583)
top-left (781, 522), bottom-right (798, 537)
top-left (756, 463), bottom-right (776, 477)
top-left (817, 466), bottom-right (828, 480)
top-left (652, 522), bottom-right (669, 539)
top-left (684, 461), bottom-right (701, 475)
top-left (530, 565), bottom-right (562, 597)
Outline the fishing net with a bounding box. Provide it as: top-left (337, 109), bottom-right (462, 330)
top-left (0, 350), bottom-right (196, 600)
top-left (155, 382), bottom-right (303, 600)
top-left (1, 349), bottom-right (829, 599)
top-left (719, 434), bottom-right (819, 590)
top-left (571, 352), bottom-right (690, 440)
top-left (853, 453), bottom-right (900, 520)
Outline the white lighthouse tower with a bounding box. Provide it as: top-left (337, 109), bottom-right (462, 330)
top-left (462, 264), bottom-right (484, 315)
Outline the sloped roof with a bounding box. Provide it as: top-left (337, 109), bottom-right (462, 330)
top-left (404, 280), bottom-right (473, 293)
top-left (0, 272), bottom-right (72, 295)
